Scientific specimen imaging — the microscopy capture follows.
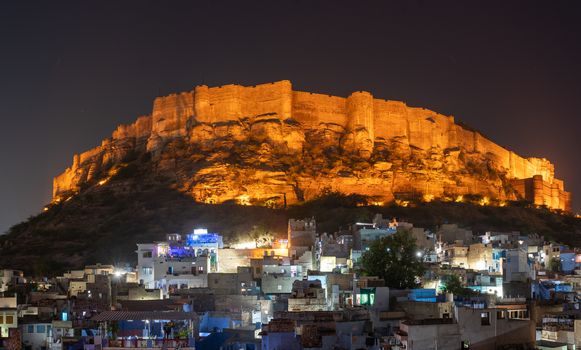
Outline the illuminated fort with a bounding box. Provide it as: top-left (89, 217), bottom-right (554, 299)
top-left (53, 80), bottom-right (571, 211)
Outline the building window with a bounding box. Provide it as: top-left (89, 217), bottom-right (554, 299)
top-left (0, 315), bottom-right (3, 324)
top-left (480, 312), bottom-right (490, 326)
top-left (142, 267), bottom-right (152, 275)
top-left (277, 285), bottom-right (282, 291)
top-left (37, 325), bottom-right (46, 334)
top-left (5, 315), bottom-right (13, 324)
top-left (28, 325), bottom-right (34, 333)
top-left (143, 251), bottom-right (153, 258)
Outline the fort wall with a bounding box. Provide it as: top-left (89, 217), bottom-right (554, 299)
top-left (112, 115), bottom-right (152, 141)
top-left (292, 91), bottom-right (347, 128)
top-left (53, 164), bottom-right (78, 198)
top-left (151, 91), bottom-right (194, 139)
top-left (372, 100), bottom-right (409, 141)
top-left (194, 80), bottom-right (293, 124)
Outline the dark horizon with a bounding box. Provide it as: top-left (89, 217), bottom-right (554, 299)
top-left (1, 0), bottom-right (580, 233)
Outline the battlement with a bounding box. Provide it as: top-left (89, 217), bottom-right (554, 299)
top-left (194, 80), bottom-right (292, 124)
top-left (510, 175), bottom-right (571, 211)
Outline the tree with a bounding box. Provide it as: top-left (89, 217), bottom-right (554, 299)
top-left (549, 257), bottom-right (561, 272)
top-left (360, 230), bottom-right (426, 289)
top-left (442, 274), bottom-right (463, 294)
top-left (441, 274), bottom-right (475, 297)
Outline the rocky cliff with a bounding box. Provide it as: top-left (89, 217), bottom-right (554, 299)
top-left (52, 80), bottom-right (571, 211)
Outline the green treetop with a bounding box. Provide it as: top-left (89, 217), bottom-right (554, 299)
top-left (360, 230), bottom-right (426, 289)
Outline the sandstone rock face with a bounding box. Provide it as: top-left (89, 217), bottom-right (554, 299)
top-left (52, 80), bottom-right (572, 211)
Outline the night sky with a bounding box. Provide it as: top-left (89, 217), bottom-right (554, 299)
top-left (1, 1), bottom-right (580, 233)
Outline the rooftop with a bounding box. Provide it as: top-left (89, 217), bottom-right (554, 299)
top-left (92, 311), bottom-right (198, 321)
top-left (402, 318), bottom-right (455, 326)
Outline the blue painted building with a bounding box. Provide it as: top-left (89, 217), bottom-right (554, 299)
top-left (560, 250), bottom-right (576, 273)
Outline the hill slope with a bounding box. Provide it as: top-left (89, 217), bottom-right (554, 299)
top-left (1, 154), bottom-right (579, 276)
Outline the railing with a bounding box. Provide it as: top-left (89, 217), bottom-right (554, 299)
top-left (542, 324), bottom-right (574, 332)
top-left (105, 338), bottom-right (191, 349)
top-left (497, 297), bottom-right (526, 304)
top-left (73, 320), bottom-right (98, 328)
top-left (402, 318), bottom-right (454, 326)
top-left (379, 311), bottom-right (406, 320)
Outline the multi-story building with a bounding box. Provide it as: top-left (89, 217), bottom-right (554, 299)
top-left (288, 279), bottom-right (327, 312)
top-left (541, 243), bottom-right (562, 268)
top-left (467, 243), bottom-right (494, 272)
top-left (504, 247), bottom-right (534, 283)
top-left (560, 250), bottom-right (576, 274)
top-left (466, 272), bottom-right (503, 297)
top-left (288, 218), bottom-right (316, 249)
top-left (20, 322), bottom-right (52, 350)
top-left (261, 265), bottom-right (303, 295)
top-left (0, 297), bottom-right (17, 339)
top-left (443, 244), bottom-right (469, 268)
top-left (0, 270), bottom-right (24, 293)
top-left (352, 222), bottom-right (396, 251)
top-left (396, 304), bottom-right (534, 349)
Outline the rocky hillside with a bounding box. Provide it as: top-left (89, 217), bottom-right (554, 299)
top-left (2, 80), bottom-right (577, 276)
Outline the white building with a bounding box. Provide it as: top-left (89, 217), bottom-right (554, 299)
top-left (504, 247), bottom-right (534, 283)
top-left (261, 265), bottom-right (302, 294)
top-left (0, 270), bottom-right (24, 293)
top-left (0, 297), bottom-right (17, 339)
top-left (137, 230), bottom-right (222, 294)
top-left (288, 280), bottom-right (328, 312)
top-left (396, 305), bottom-right (533, 349)
top-left (21, 323), bottom-right (52, 350)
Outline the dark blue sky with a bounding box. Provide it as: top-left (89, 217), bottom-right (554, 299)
top-left (1, 1), bottom-right (580, 233)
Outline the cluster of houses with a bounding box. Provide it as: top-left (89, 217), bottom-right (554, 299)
top-left (1, 215), bottom-right (581, 350)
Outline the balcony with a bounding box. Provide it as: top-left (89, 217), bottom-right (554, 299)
top-left (103, 338), bottom-right (193, 350)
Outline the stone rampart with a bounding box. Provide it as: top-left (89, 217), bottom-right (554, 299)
top-left (292, 91), bottom-right (347, 127)
top-left (194, 80), bottom-right (292, 124)
top-left (510, 175), bottom-right (570, 211)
